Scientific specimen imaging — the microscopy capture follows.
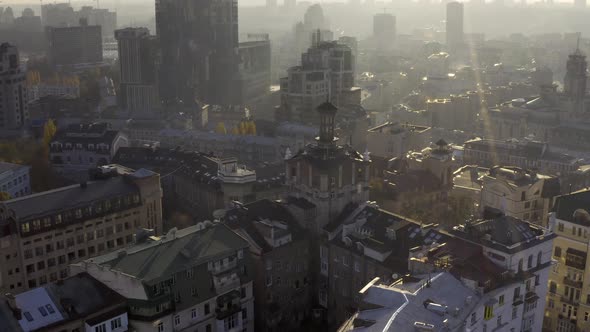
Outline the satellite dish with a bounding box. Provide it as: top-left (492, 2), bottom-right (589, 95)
top-left (392, 273), bottom-right (399, 280)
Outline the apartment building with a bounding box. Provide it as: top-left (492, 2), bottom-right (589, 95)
top-left (0, 162), bottom-right (31, 198)
top-left (225, 199), bottom-right (313, 331)
top-left (72, 223), bottom-right (255, 332)
top-left (480, 166), bottom-right (560, 226)
top-left (0, 164), bottom-right (163, 294)
top-left (545, 189), bottom-right (590, 332)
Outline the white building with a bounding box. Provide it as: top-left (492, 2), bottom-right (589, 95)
top-left (339, 215), bottom-right (555, 332)
top-left (0, 162), bottom-right (31, 198)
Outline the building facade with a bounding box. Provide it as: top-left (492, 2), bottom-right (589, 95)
top-left (72, 223), bottom-right (255, 332)
top-left (115, 27), bottom-right (159, 116)
top-left (225, 199), bottom-right (313, 331)
top-left (45, 19), bottom-right (103, 66)
top-left (49, 122), bottom-right (129, 181)
top-left (0, 165), bottom-right (163, 294)
top-left (545, 189), bottom-right (590, 332)
top-left (0, 43), bottom-right (29, 131)
top-left (0, 162), bottom-right (31, 199)
top-left (446, 2), bottom-right (464, 52)
top-left (366, 121), bottom-right (431, 159)
top-left (373, 13), bottom-right (396, 51)
top-left (479, 166), bottom-right (560, 226)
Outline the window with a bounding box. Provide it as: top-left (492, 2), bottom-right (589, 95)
top-left (527, 255), bottom-right (533, 269)
top-left (187, 268), bottom-right (194, 279)
top-left (23, 311), bottom-right (33, 322)
top-left (484, 305), bottom-right (493, 320)
top-left (205, 303), bottom-right (210, 315)
top-left (499, 295), bottom-right (504, 306)
top-left (45, 304), bottom-right (55, 314)
top-left (354, 261), bottom-right (360, 272)
top-left (549, 281), bottom-right (557, 293)
top-left (242, 308), bottom-right (248, 320)
top-left (157, 322), bottom-right (164, 332)
top-left (206, 324), bottom-right (211, 332)
top-left (111, 317), bottom-right (122, 329)
top-left (95, 324), bottom-right (107, 332)
top-left (471, 312), bottom-right (476, 325)
top-left (585, 312), bottom-right (589, 322)
top-left (224, 313), bottom-right (237, 330)
top-left (174, 315), bottom-right (181, 326)
top-left (191, 308), bottom-right (197, 319)
top-left (38, 306), bottom-right (48, 316)
top-left (497, 315), bottom-right (502, 326)
top-left (191, 287), bottom-right (197, 297)
top-left (558, 223), bottom-right (564, 232)
top-left (512, 306), bottom-right (518, 319)
top-left (554, 246), bottom-right (562, 258)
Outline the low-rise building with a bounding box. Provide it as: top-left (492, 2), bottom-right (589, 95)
top-left (49, 122), bottom-right (129, 181)
top-left (366, 121), bottom-right (431, 159)
top-left (0, 164), bottom-right (163, 294)
top-left (72, 223), bottom-right (255, 332)
top-left (225, 199), bottom-right (313, 331)
top-left (0, 272), bottom-right (128, 332)
top-left (545, 189), bottom-right (590, 332)
top-left (0, 162), bottom-right (31, 198)
top-left (463, 138), bottom-right (582, 176)
top-left (480, 166), bottom-right (560, 226)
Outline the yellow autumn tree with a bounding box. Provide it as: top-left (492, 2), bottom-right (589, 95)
top-left (215, 122), bottom-right (227, 134)
top-left (42, 119), bottom-right (57, 146)
top-left (246, 121), bottom-right (257, 135)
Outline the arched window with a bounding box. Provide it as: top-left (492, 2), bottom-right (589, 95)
top-left (527, 255), bottom-right (533, 269)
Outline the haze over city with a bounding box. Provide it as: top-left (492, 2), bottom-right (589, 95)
top-left (0, 0), bottom-right (589, 331)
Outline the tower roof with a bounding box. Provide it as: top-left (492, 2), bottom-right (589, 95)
top-left (317, 101), bottom-right (338, 114)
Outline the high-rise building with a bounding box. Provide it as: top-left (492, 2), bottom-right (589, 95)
top-left (446, 1), bottom-right (464, 50)
top-left (0, 43), bottom-right (28, 131)
top-left (278, 41), bottom-right (357, 124)
top-left (0, 164), bottom-right (163, 294)
top-left (45, 19), bottom-right (103, 66)
top-left (42, 4), bottom-right (116, 41)
top-left (156, 0), bottom-right (239, 106)
top-left (115, 27), bottom-right (159, 115)
top-left (373, 13), bottom-right (396, 50)
top-left (564, 46), bottom-right (587, 105)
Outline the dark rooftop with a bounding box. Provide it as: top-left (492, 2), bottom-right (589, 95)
top-left (553, 189), bottom-right (590, 226)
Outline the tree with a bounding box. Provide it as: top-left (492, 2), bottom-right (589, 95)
top-left (42, 119), bottom-right (57, 146)
top-left (0, 192), bottom-right (11, 201)
top-left (215, 122), bottom-right (227, 134)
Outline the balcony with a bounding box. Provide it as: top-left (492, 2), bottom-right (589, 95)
top-left (211, 259), bottom-right (238, 275)
top-left (563, 276), bottom-right (583, 289)
top-left (513, 295), bottom-right (524, 306)
top-left (213, 272), bottom-right (241, 296)
top-left (215, 289), bottom-right (242, 320)
top-left (561, 296), bottom-right (580, 306)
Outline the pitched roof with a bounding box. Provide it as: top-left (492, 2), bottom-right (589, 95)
top-left (87, 224), bottom-right (248, 281)
top-left (2, 176), bottom-right (138, 222)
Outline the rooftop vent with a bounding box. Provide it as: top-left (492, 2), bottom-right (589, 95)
top-left (413, 321), bottom-right (435, 331)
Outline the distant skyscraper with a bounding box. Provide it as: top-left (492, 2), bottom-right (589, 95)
top-left (373, 13), bottom-right (396, 50)
top-left (564, 46), bottom-right (587, 105)
top-left (156, 0), bottom-right (239, 106)
top-left (303, 4), bottom-right (326, 30)
top-left (446, 1), bottom-right (464, 50)
top-left (45, 18), bottom-right (103, 66)
top-left (0, 43), bottom-right (28, 130)
top-left (115, 27), bottom-right (159, 116)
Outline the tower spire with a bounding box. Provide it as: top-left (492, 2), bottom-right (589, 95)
top-left (316, 101), bottom-right (338, 145)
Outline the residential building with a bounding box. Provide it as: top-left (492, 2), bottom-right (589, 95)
top-left (480, 166), bottom-right (560, 226)
top-left (113, 146), bottom-right (284, 219)
top-left (0, 272), bottom-right (128, 332)
top-left (463, 138), bottom-right (582, 176)
top-left (545, 189), bottom-right (590, 332)
top-left (225, 199), bottom-right (313, 331)
top-left (72, 223), bottom-right (255, 332)
top-left (0, 164), bottom-right (163, 294)
top-left (284, 101), bottom-right (371, 233)
top-left (366, 121), bottom-right (431, 159)
top-left (156, 0), bottom-right (239, 106)
top-left (49, 122), bottom-right (129, 181)
top-left (115, 27), bottom-right (159, 116)
top-left (320, 202), bottom-right (437, 326)
top-left (278, 41), bottom-right (359, 124)
top-left (446, 2), bottom-right (464, 51)
top-left (45, 19), bottom-right (103, 66)
top-left (0, 43), bottom-right (29, 131)
top-left (373, 13), bottom-right (396, 51)
top-left (42, 4), bottom-right (116, 40)
top-left (0, 162), bottom-right (31, 198)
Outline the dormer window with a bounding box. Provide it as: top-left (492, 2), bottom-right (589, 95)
top-left (88, 144), bottom-right (94, 150)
